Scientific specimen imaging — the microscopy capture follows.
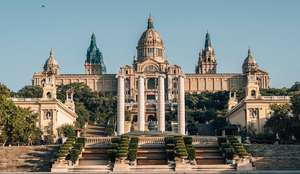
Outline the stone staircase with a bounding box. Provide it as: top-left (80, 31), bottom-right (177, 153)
top-left (192, 137), bottom-right (234, 171)
top-left (247, 144), bottom-right (300, 170)
top-left (71, 137), bottom-right (112, 172)
top-left (0, 145), bottom-right (58, 172)
top-left (84, 124), bottom-right (106, 137)
top-left (195, 144), bottom-right (224, 165)
top-left (132, 139), bottom-right (172, 171)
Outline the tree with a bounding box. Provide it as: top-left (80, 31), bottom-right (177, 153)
top-left (0, 84), bottom-right (42, 145)
top-left (260, 88), bottom-right (289, 96)
top-left (289, 81), bottom-right (300, 93)
top-left (56, 83), bottom-right (117, 134)
top-left (16, 85), bottom-right (43, 98)
top-left (75, 102), bottom-right (90, 128)
top-left (291, 93), bottom-right (300, 119)
top-left (185, 91), bottom-right (229, 135)
top-left (0, 84), bottom-right (11, 97)
top-left (264, 104), bottom-right (293, 141)
top-left (57, 124), bottom-right (76, 137)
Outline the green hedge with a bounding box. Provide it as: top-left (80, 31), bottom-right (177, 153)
top-left (117, 136), bottom-right (130, 159)
top-left (128, 137), bottom-right (139, 161)
top-left (69, 137), bottom-right (86, 163)
top-left (165, 136), bottom-right (175, 161)
top-left (175, 136), bottom-right (188, 158)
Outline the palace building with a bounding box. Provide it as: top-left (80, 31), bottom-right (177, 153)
top-left (13, 51), bottom-right (77, 140)
top-left (31, 16), bottom-right (270, 135)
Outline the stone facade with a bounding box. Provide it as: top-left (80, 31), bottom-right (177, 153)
top-left (31, 16), bottom-right (270, 135)
top-left (14, 56), bottom-right (77, 140)
top-left (226, 75), bottom-right (289, 133)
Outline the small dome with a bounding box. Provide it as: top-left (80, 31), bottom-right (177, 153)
top-left (242, 48), bottom-right (258, 74)
top-left (43, 49), bottom-right (59, 73)
top-left (243, 48), bottom-right (256, 65)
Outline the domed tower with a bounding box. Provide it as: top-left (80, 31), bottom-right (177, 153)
top-left (43, 48), bottom-right (60, 75)
top-left (196, 32), bottom-right (217, 74)
top-left (84, 33), bottom-right (107, 75)
top-left (136, 15), bottom-right (165, 63)
top-left (242, 48), bottom-right (258, 74)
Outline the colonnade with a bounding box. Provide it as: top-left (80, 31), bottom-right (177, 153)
top-left (116, 74), bottom-right (185, 135)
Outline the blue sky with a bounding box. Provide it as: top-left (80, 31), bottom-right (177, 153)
top-left (0, 0), bottom-right (299, 91)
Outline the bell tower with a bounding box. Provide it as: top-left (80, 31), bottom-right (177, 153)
top-left (84, 33), bottom-right (107, 75)
top-left (196, 32), bottom-right (217, 74)
top-left (245, 74), bottom-right (260, 99)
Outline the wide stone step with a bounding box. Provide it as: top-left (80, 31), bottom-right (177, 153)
top-left (71, 165), bottom-right (110, 172)
top-left (137, 149), bottom-right (165, 153)
top-left (80, 156), bottom-right (108, 160)
top-left (137, 159), bottom-right (168, 165)
top-left (196, 149), bottom-right (220, 153)
top-left (192, 164), bottom-right (234, 171)
top-left (196, 158), bottom-right (225, 165)
top-left (195, 146), bottom-right (219, 150)
top-left (196, 152), bottom-right (222, 156)
top-left (137, 152), bottom-right (166, 157)
top-left (137, 155), bottom-right (166, 160)
top-left (132, 165), bottom-right (171, 171)
top-left (79, 159), bottom-right (109, 165)
top-left (81, 153), bottom-right (108, 158)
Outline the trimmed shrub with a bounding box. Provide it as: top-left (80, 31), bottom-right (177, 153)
top-left (128, 149), bottom-right (137, 161)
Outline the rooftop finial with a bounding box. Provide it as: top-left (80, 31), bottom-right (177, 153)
top-left (50, 48), bottom-right (54, 57)
top-left (248, 47), bottom-right (252, 56)
top-left (205, 31), bottom-right (212, 49)
top-left (147, 14), bottom-right (154, 29)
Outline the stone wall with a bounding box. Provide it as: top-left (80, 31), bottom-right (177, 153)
top-left (0, 145), bottom-right (58, 172)
top-left (246, 144), bottom-right (300, 170)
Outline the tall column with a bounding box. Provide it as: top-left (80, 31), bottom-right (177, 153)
top-left (138, 75), bottom-right (145, 131)
top-left (178, 75), bottom-right (185, 135)
top-left (117, 75), bottom-right (125, 135)
top-left (158, 74), bottom-right (165, 132)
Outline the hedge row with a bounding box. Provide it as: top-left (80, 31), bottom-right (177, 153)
top-left (184, 136), bottom-right (195, 160)
top-left (218, 136), bottom-right (251, 160)
top-left (174, 136), bottom-right (188, 158)
top-left (128, 136), bottom-right (139, 161)
top-left (69, 137), bottom-right (85, 163)
top-left (56, 137), bottom-right (76, 159)
top-left (165, 136), bottom-right (175, 160)
top-left (117, 135), bottom-right (130, 158)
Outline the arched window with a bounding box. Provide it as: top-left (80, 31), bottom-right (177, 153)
top-left (46, 92), bottom-right (52, 98)
top-left (251, 90), bottom-right (256, 97)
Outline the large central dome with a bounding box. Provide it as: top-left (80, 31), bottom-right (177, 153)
top-left (136, 16), bottom-right (165, 63)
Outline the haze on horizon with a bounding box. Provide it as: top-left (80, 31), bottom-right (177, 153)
top-left (0, 0), bottom-right (299, 91)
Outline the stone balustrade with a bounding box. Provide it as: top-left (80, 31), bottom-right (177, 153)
top-left (261, 96), bottom-right (290, 100)
top-left (192, 136), bottom-right (218, 145)
top-left (138, 136), bottom-right (165, 145)
top-left (85, 137), bottom-right (112, 145)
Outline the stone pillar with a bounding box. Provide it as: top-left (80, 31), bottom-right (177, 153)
top-left (138, 75), bottom-right (145, 131)
top-left (158, 74), bottom-right (165, 132)
top-left (117, 75), bottom-right (125, 135)
top-left (178, 75), bottom-right (185, 135)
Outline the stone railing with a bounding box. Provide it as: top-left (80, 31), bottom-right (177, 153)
top-left (261, 96), bottom-right (290, 100)
top-left (12, 98), bottom-right (41, 102)
top-left (191, 136), bottom-right (219, 145)
top-left (138, 136), bottom-right (165, 145)
top-left (85, 137), bottom-right (112, 145)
